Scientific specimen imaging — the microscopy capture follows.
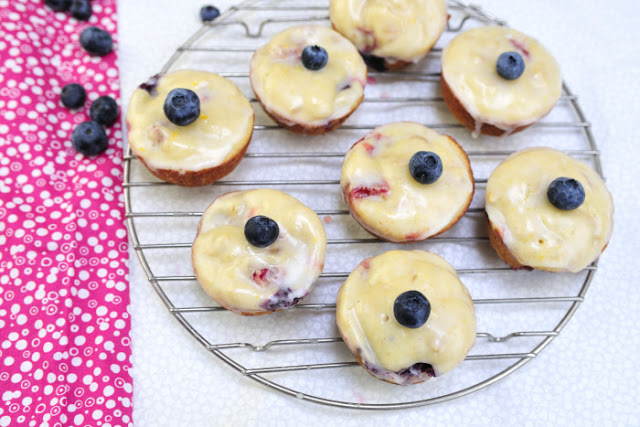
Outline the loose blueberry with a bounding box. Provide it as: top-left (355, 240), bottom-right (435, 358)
top-left (90, 96), bottom-right (119, 127)
top-left (547, 177), bottom-right (585, 210)
top-left (60, 83), bottom-right (86, 109)
top-left (44, 0), bottom-right (71, 12)
top-left (69, 0), bottom-right (92, 20)
top-left (163, 88), bottom-right (200, 126)
top-left (393, 290), bottom-right (431, 329)
top-left (80, 26), bottom-right (113, 57)
top-left (301, 45), bottom-right (328, 71)
top-left (496, 51), bottom-right (525, 80)
top-left (409, 151), bottom-right (443, 184)
top-left (200, 5), bottom-right (220, 22)
top-left (244, 215), bottom-right (279, 248)
top-left (71, 121), bottom-right (108, 156)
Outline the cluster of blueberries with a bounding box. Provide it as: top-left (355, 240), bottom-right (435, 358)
top-left (43, 0), bottom-right (117, 156)
top-left (44, 0), bottom-right (92, 21)
top-left (62, 84), bottom-right (118, 156)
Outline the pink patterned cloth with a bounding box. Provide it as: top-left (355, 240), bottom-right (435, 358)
top-left (0, 1), bottom-right (132, 426)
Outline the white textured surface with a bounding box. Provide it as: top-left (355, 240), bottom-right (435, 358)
top-left (119, 0), bottom-right (640, 424)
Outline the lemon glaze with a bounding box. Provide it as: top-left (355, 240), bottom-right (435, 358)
top-left (442, 26), bottom-right (562, 136)
top-left (485, 148), bottom-right (613, 272)
top-left (341, 122), bottom-right (473, 242)
top-left (192, 189), bottom-right (327, 314)
top-left (336, 250), bottom-right (476, 384)
top-left (330, 0), bottom-right (448, 65)
top-left (127, 70), bottom-right (254, 172)
top-left (250, 25), bottom-right (367, 128)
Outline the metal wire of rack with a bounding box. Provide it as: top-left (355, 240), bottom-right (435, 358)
top-left (123, 0), bottom-right (603, 409)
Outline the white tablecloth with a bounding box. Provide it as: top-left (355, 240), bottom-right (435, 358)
top-left (119, 0), bottom-right (639, 424)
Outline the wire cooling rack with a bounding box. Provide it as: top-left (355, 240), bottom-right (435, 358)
top-left (123, 0), bottom-right (603, 409)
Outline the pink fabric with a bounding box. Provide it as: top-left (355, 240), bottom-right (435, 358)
top-left (0, 1), bottom-right (132, 426)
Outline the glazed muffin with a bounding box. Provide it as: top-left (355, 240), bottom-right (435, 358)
top-left (127, 70), bottom-right (254, 186)
top-left (250, 25), bottom-right (367, 135)
top-left (341, 122), bottom-right (474, 242)
top-left (330, 0), bottom-right (448, 71)
top-left (441, 26), bottom-right (562, 137)
top-left (336, 250), bottom-right (476, 385)
top-left (192, 189), bottom-right (327, 315)
top-left (485, 147), bottom-right (614, 272)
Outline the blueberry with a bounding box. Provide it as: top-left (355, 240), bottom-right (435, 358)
top-left (90, 96), bottom-right (119, 127)
top-left (163, 88), bottom-right (200, 126)
top-left (71, 121), bottom-right (108, 156)
top-left (301, 45), bottom-right (328, 71)
top-left (69, 0), bottom-right (92, 21)
top-left (80, 26), bottom-right (113, 57)
top-left (409, 151), bottom-right (443, 184)
top-left (361, 53), bottom-right (388, 72)
top-left (547, 177), bottom-right (586, 210)
top-left (496, 51), bottom-right (525, 80)
top-left (44, 0), bottom-right (71, 12)
top-left (261, 288), bottom-right (303, 311)
top-left (200, 5), bottom-right (220, 22)
top-left (244, 215), bottom-right (279, 248)
top-left (60, 83), bottom-right (86, 109)
top-left (397, 363), bottom-right (436, 378)
top-left (139, 74), bottom-right (161, 95)
top-left (393, 290), bottom-right (431, 329)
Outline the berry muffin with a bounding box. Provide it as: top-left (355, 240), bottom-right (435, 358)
top-left (192, 189), bottom-right (327, 315)
top-left (336, 250), bottom-right (476, 385)
top-left (127, 70), bottom-right (254, 186)
top-left (330, 0), bottom-right (448, 71)
top-left (250, 25), bottom-right (367, 135)
top-left (340, 122), bottom-right (474, 242)
top-left (485, 147), bottom-right (614, 272)
top-left (441, 26), bottom-right (562, 137)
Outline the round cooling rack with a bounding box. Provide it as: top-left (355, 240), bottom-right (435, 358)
top-left (124, 0), bottom-right (604, 409)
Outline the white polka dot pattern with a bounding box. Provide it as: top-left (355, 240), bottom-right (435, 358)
top-left (0, 1), bottom-right (132, 426)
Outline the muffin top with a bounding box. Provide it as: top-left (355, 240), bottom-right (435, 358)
top-left (250, 25), bottom-right (367, 128)
top-left (486, 147), bottom-right (613, 272)
top-left (341, 122), bottom-right (474, 242)
top-left (442, 26), bottom-right (561, 132)
top-left (127, 70), bottom-right (254, 171)
top-left (336, 250), bottom-right (476, 384)
top-left (192, 189), bottom-right (327, 314)
top-left (330, 0), bottom-right (448, 63)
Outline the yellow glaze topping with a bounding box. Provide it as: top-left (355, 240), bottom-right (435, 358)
top-left (192, 189), bottom-right (327, 314)
top-left (250, 25), bottom-right (367, 128)
top-left (341, 122), bottom-right (474, 242)
top-left (442, 26), bottom-right (562, 133)
top-left (486, 148), bottom-right (614, 272)
top-left (127, 70), bottom-right (254, 171)
top-left (336, 250), bottom-right (476, 383)
top-left (330, 0), bottom-right (448, 64)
